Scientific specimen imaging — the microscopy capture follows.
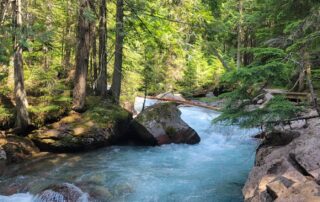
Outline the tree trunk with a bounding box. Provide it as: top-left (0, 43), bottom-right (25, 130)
top-left (304, 51), bottom-right (320, 116)
top-left (72, 0), bottom-right (92, 112)
top-left (43, 46), bottom-right (49, 70)
top-left (142, 85), bottom-right (147, 112)
top-left (96, 0), bottom-right (108, 97)
top-left (110, 0), bottom-right (124, 104)
top-left (0, 0), bottom-right (9, 25)
top-left (63, 0), bottom-right (72, 71)
top-left (12, 0), bottom-right (30, 132)
top-left (212, 47), bottom-right (231, 71)
top-left (236, 0), bottom-right (243, 69)
top-left (298, 65), bottom-right (305, 92)
top-left (92, 26), bottom-right (98, 81)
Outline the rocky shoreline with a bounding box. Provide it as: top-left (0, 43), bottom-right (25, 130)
top-left (243, 110), bottom-right (320, 202)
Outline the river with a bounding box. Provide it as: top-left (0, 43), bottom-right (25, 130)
top-left (0, 98), bottom-right (258, 202)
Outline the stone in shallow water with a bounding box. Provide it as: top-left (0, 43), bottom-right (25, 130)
top-left (130, 102), bottom-right (200, 145)
top-left (35, 183), bottom-right (89, 202)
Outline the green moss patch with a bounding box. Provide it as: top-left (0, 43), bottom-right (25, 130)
top-left (84, 96), bottom-right (130, 128)
top-left (28, 94), bottom-right (72, 128)
top-left (0, 94), bottom-right (15, 130)
top-left (0, 105), bottom-right (14, 129)
top-left (136, 102), bottom-right (177, 123)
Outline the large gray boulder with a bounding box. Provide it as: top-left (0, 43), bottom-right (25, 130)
top-left (131, 103), bottom-right (200, 145)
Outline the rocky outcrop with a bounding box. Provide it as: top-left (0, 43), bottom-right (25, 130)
top-left (130, 102), bottom-right (200, 145)
top-left (36, 183), bottom-right (90, 202)
top-left (243, 113), bottom-right (320, 202)
top-left (0, 135), bottom-right (39, 166)
top-left (29, 97), bottom-right (132, 152)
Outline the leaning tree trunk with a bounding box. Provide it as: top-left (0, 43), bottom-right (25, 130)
top-left (96, 0), bottom-right (108, 97)
top-left (12, 0), bottom-right (30, 132)
top-left (110, 0), bottom-right (124, 104)
top-left (72, 0), bottom-right (92, 112)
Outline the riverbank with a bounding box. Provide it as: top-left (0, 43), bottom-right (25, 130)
top-left (243, 109), bottom-right (320, 201)
top-left (0, 96), bottom-right (132, 167)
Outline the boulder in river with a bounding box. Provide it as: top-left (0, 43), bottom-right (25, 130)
top-left (130, 102), bottom-right (200, 145)
top-left (36, 183), bottom-right (89, 202)
top-left (29, 97), bottom-right (132, 152)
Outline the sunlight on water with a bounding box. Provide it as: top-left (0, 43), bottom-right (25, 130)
top-left (0, 98), bottom-right (258, 202)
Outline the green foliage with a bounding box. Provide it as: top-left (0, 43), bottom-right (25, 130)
top-left (216, 46), bottom-right (301, 128)
top-left (214, 96), bottom-right (303, 128)
top-left (120, 0), bottom-right (224, 98)
top-left (0, 105), bottom-right (14, 129)
top-left (0, 0), bottom-right (319, 132)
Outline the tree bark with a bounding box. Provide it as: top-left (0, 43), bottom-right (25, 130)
top-left (12, 0), bottom-right (30, 132)
top-left (110, 0), bottom-right (124, 104)
top-left (142, 86), bottom-right (147, 112)
top-left (0, 0), bottom-right (9, 25)
top-left (304, 51), bottom-right (320, 116)
top-left (298, 65), bottom-right (305, 92)
top-left (43, 46), bottom-right (49, 70)
top-left (212, 47), bottom-right (231, 71)
top-left (236, 0), bottom-right (243, 69)
top-left (63, 0), bottom-right (73, 71)
top-left (72, 0), bottom-right (92, 112)
top-left (96, 0), bottom-right (108, 97)
top-left (92, 26), bottom-right (98, 81)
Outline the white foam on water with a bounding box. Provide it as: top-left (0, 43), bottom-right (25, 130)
top-left (0, 193), bottom-right (34, 202)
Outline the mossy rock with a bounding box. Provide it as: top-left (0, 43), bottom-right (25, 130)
top-left (130, 102), bottom-right (200, 145)
top-left (29, 97), bottom-right (132, 152)
top-left (0, 135), bottom-right (39, 165)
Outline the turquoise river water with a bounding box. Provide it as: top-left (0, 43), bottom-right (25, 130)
top-left (0, 98), bottom-right (258, 202)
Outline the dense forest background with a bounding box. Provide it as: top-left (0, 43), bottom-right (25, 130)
top-left (0, 0), bottom-right (320, 132)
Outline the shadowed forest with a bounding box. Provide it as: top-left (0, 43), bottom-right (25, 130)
top-left (0, 0), bottom-right (319, 132)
